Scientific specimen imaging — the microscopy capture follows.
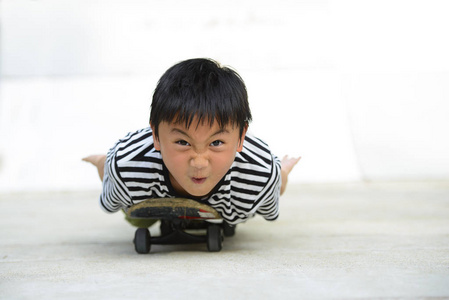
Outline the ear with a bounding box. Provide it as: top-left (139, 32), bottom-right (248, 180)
top-left (151, 124), bottom-right (161, 151)
top-left (237, 124), bottom-right (248, 152)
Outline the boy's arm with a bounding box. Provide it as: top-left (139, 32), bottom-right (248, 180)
top-left (280, 155), bottom-right (301, 195)
top-left (84, 153), bottom-right (132, 212)
top-left (82, 154), bottom-right (107, 181)
top-left (254, 155), bottom-right (300, 222)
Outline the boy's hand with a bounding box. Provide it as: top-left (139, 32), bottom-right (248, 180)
top-left (281, 155), bottom-right (301, 175)
top-left (82, 155), bottom-right (105, 166)
top-left (82, 154), bottom-right (107, 181)
top-left (280, 155), bottom-right (301, 195)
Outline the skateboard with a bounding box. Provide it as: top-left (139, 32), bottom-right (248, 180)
top-left (126, 197), bottom-right (236, 254)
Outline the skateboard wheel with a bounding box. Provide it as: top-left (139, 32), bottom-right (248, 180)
top-left (207, 224), bottom-right (223, 252)
top-left (134, 228), bottom-right (151, 254)
top-left (222, 222), bottom-right (236, 237)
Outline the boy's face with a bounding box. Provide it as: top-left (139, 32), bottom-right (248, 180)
top-left (152, 118), bottom-right (247, 198)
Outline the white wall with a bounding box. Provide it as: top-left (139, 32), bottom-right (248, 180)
top-left (1, 0), bottom-right (448, 192)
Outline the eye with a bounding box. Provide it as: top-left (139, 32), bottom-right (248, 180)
top-left (176, 140), bottom-right (190, 146)
top-left (210, 140), bottom-right (223, 147)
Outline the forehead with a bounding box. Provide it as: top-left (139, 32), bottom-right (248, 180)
top-left (166, 115), bottom-right (236, 132)
top-left (158, 119), bottom-right (238, 141)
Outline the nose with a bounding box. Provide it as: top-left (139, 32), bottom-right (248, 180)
top-left (190, 152), bottom-right (209, 170)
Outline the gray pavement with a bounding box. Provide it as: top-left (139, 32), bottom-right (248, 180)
top-left (1, 182), bottom-right (448, 299)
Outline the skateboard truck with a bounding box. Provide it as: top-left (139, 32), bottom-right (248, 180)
top-left (126, 198), bottom-right (236, 254)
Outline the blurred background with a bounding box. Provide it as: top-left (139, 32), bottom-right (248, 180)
top-left (0, 0), bottom-right (448, 192)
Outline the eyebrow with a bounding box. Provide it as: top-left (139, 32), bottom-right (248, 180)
top-left (170, 128), bottom-right (230, 138)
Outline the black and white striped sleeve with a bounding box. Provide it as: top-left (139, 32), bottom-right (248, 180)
top-left (254, 154), bottom-right (281, 220)
top-left (242, 136), bottom-right (281, 221)
top-left (99, 136), bottom-right (133, 213)
top-left (210, 135), bottom-right (282, 224)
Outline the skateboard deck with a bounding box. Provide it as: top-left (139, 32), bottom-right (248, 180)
top-left (126, 197), bottom-right (221, 220)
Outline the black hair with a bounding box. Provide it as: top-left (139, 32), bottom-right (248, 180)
top-left (150, 58), bottom-right (252, 138)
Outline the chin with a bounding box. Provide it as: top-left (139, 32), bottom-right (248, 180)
top-left (189, 191), bottom-right (208, 197)
top-left (186, 188), bottom-right (211, 198)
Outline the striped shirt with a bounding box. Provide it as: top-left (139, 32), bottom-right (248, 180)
top-left (100, 127), bottom-right (281, 224)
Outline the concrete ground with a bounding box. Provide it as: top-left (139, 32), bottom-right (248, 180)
top-left (1, 182), bottom-right (448, 299)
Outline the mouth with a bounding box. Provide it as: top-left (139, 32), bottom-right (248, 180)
top-left (192, 177), bottom-right (207, 184)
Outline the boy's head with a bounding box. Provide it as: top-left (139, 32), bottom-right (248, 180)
top-left (149, 58), bottom-right (252, 198)
top-left (150, 58), bottom-right (252, 138)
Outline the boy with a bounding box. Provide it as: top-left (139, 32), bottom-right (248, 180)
top-left (84, 58), bottom-right (300, 225)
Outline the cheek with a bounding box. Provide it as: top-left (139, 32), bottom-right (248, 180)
top-left (212, 151), bottom-right (236, 173)
top-left (162, 149), bottom-right (187, 168)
